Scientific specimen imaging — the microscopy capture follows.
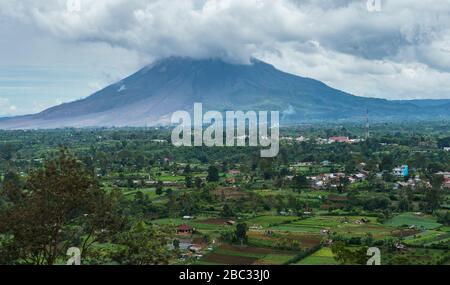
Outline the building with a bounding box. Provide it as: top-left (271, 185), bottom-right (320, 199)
top-left (228, 170), bottom-right (241, 176)
top-left (177, 225), bottom-right (194, 235)
top-left (443, 147), bottom-right (450, 152)
top-left (445, 178), bottom-right (450, 189)
top-left (393, 165), bottom-right (409, 177)
top-left (296, 136), bottom-right (308, 142)
top-left (436, 172), bottom-right (450, 188)
top-left (328, 136), bottom-right (350, 143)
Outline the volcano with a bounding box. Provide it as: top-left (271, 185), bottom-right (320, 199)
top-left (0, 57), bottom-right (449, 129)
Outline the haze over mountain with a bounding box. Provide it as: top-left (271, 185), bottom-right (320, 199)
top-left (0, 57), bottom-right (449, 130)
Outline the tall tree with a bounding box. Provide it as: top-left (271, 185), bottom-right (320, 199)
top-left (113, 222), bottom-right (173, 265)
top-left (423, 175), bottom-right (444, 213)
top-left (207, 166), bottom-right (220, 182)
top-left (0, 149), bottom-right (122, 265)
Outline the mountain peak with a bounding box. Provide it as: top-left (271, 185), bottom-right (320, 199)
top-left (1, 57), bottom-right (449, 130)
top-left (143, 56), bottom-right (275, 73)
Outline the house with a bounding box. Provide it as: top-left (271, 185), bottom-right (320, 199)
top-left (189, 245), bottom-right (203, 253)
top-left (285, 175), bottom-right (295, 181)
top-left (296, 136), bottom-right (308, 142)
top-left (320, 229), bottom-right (330, 235)
top-left (435, 172), bottom-right (450, 188)
top-left (249, 225), bottom-right (263, 230)
top-left (225, 220), bottom-right (236, 226)
top-left (281, 137), bottom-right (294, 141)
top-left (329, 136), bottom-right (350, 143)
top-left (436, 172), bottom-right (450, 179)
top-left (228, 170), bottom-right (241, 176)
top-left (393, 165), bottom-right (409, 177)
top-left (354, 173), bottom-right (367, 180)
top-left (443, 147), bottom-right (450, 152)
top-left (183, 216), bottom-right (194, 220)
top-left (349, 138), bottom-right (363, 144)
top-left (177, 224), bottom-right (194, 235)
top-left (151, 139), bottom-right (168, 143)
top-left (445, 178), bottom-right (450, 189)
top-left (226, 177), bottom-right (236, 184)
top-left (316, 138), bottom-right (328, 145)
top-left (355, 218), bottom-right (369, 224)
top-left (314, 180), bottom-right (325, 188)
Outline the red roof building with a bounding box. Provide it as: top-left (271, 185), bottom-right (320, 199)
top-left (177, 224), bottom-right (193, 235)
top-left (329, 136), bottom-right (350, 143)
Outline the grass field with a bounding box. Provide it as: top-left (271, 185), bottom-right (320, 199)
top-left (270, 215), bottom-right (390, 238)
top-left (244, 215), bottom-right (300, 227)
top-left (247, 230), bottom-right (322, 250)
top-left (150, 217), bottom-right (231, 233)
top-left (384, 248), bottom-right (449, 265)
top-left (385, 213), bottom-right (442, 230)
top-left (198, 244), bottom-right (298, 265)
top-left (404, 230), bottom-right (450, 246)
top-left (295, 247), bottom-right (338, 265)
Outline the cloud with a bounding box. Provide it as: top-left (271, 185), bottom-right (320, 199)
top-left (0, 98), bottom-right (18, 116)
top-left (1, 0), bottom-right (450, 100)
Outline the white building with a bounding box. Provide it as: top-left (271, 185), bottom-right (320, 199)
top-left (393, 165), bottom-right (409, 177)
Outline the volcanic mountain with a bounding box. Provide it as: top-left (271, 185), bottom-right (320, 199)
top-left (0, 57), bottom-right (449, 129)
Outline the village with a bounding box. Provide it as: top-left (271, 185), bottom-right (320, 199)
top-left (1, 124), bottom-right (449, 265)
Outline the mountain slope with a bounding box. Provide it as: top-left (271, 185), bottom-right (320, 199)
top-left (0, 57), bottom-right (449, 129)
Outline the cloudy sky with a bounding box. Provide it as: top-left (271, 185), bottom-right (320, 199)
top-left (1, 0), bottom-right (450, 116)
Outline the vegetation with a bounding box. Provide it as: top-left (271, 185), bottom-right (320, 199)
top-left (0, 122), bottom-right (449, 265)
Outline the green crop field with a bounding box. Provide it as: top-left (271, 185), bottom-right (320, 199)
top-left (245, 216), bottom-right (300, 227)
top-left (385, 213), bottom-right (442, 230)
top-left (295, 248), bottom-right (339, 265)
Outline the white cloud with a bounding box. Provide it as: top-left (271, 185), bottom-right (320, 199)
top-left (0, 0), bottom-right (450, 100)
top-left (0, 98), bottom-right (19, 116)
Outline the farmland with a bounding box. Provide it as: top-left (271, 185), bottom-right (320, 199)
top-left (0, 123), bottom-right (449, 265)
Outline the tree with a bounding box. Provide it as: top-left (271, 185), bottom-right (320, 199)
top-left (156, 181), bottom-right (164, 196)
top-left (398, 194), bottom-right (412, 212)
top-left (195, 177), bottom-right (203, 189)
top-left (437, 137), bottom-right (450, 149)
top-left (0, 149), bottom-right (122, 265)
top-left (183, 164), bottom-right (192, 175)
top-left (0, 143), bottom-right (21, 161)
top-left (235, 223), bottom-right (248, 245)
top-left (1, 171), bottom-right (23, 204)
top-left (207, 166), bottom-right (220, 182)
top-left (259, 159), bottom-right (274, 180)
top-left (185, 175), bottom-right (193, 188)
top-left (380, 154), bottom-right (394, 172)
top-left (172, 239), bottom-right (180, 250)
top-left (292, 174), bottom-right (308, 190)
top-left (221, 204), bottom-right (234, 218)
top-left (113, 222), bottom-right (172, 265)
top-left (423, 175), bottom-right (444, 213)
top-left (331, 242), bottom-right (369, 265)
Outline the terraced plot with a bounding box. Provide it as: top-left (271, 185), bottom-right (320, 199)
top-left (270, 216), bottom-right (391, 238)
top-left (295, 248), bottom-right (339, 265)
top-left (385, 213), bottom-right (442, 230)
top-left (199, 245), bottom-right (298, 265)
